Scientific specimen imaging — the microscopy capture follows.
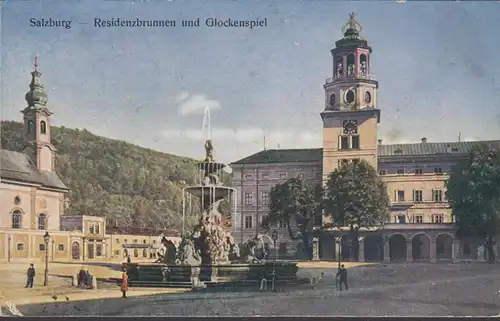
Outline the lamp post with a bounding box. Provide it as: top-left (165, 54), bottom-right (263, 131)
top-left (8, 236), bottom-right (11, 263)
top-left (43, 232), bottom-right (50, 286)
top-left (271, 230), bottom-right (279, 292)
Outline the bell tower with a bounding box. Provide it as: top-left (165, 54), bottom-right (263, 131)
top-left (21, 56), bottom-right (57, 172)
top-left (321, 13), bottom-right (380, 178)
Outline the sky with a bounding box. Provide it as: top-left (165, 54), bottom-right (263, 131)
top-left (1, 0), bottom-right (500, 164)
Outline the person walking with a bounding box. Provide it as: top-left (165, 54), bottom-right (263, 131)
top-left (25, 263), bottom-right (35, 288)
top-left (121, 269), bottom-right (129, 298)
top-left (336, 264), bottom-right (348, 291)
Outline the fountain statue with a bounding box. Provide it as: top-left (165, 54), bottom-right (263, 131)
top-left (125, 111), bottom-right (301, 289)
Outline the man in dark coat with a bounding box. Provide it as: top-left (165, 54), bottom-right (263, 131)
top-left (25, 263), bottom-right (35, 288)
top-left (336, 264), bottom-right (348, 291)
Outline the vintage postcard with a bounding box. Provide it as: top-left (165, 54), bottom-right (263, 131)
top-left (1, 0), bottom-right (500, 317)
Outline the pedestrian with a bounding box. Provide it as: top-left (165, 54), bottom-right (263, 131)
top-left (25, 263), bottom-right (35, 288)
top-left (336, 264), bottom-right (348, 291)
top-left (78, 267), bottom-right (86, 288)
top-left (121, 269), bottom-right (129, 298)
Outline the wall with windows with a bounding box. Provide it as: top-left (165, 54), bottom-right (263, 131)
top-left (231, 161), bottom-right (322, 255)
top-left (379, 157), bottom-right (456, 225)
top-left (0, 182), bottom-right (65, 231)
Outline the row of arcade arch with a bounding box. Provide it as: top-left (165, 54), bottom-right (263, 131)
top-left (337, 233), bottom-right (454, 262)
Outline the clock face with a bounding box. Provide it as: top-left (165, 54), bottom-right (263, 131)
top-left (343, 120), bottom-right (358, 135)
top-left (329, 93), bottom-right (336, 106)
top-left (344, 90), bottom-right (355, 104)
top-left (364, 91), bottom-right (371, 104)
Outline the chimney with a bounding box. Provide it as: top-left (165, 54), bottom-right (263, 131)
top-left (378, 139), bottom-right (383, 145)
top-left (421, 137), bottom-right (427, 143)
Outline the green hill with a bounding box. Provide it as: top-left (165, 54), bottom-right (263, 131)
top-left (1, 120), bottom-right (201, 231)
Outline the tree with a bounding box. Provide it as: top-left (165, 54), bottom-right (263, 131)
top-left (324, 160), bottom-right (390, 259)
top-left (262, 177), bottom-right (323, 259)
top-left (446, 144), bottom-right (500, 262)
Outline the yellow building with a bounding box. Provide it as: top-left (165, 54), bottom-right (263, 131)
top-left (230, 14), bottom-right (500, 263)
top-left (1, 60), bottom-right (178, 263)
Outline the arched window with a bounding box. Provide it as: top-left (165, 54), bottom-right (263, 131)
top-left (142, 249), bottom-right (147, 257)
top-left (12, 210), bottom-right (22, 229)
top-left (27, 120), bottom-right (35, 134)
top-left (134, 249), bottom-right (139, 258)
top-left (347, 54), bottom-right (355, 76)
top-left (360, 54), bottom-right (367, 76)
top-left (38, 213), bottom-right (47, 230)
top-left (40, 121), bottom-right (47, 134)
top-left (335, 56), bottom-right (343, 78)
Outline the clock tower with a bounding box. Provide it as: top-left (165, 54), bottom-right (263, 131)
top-left (321, 13), bottom-right (380, 178)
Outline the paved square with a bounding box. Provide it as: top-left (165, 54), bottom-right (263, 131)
top-left (17, 263), bottom-right (500, 316)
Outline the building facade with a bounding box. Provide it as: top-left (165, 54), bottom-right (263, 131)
top-left (0, 60), bottom-right (177, 263)
top-left (230, 14), bottom-right (500, 263)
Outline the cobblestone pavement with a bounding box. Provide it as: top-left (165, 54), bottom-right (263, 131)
top-left (18, 263), bottom-right (500, 317)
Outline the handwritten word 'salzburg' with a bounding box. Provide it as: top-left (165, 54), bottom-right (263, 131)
top-left (30, 18), bottom-right (72, 29)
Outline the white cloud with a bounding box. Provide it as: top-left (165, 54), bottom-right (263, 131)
top-left (174, 92), bottom-right (221, 116)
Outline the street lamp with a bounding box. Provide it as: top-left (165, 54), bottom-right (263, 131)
top-left (334, 236), bottom-right (342, 291)
top-left (8, 236), bottom-right (11, 263)
top-left (271, 230), bottom-right (279, 292)
top-left (43, 232), bottom-right (50, 286)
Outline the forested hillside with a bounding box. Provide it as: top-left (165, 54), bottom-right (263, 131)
top-left (1, 120), bottom-right (201, 231)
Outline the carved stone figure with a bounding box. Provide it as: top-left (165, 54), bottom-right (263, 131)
top-left (360, 61), bottom-right (367, 75)
top-left (204, 139), bottom-right (214, 163)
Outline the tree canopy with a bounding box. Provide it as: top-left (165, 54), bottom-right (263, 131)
top-left (262, 176), bottom-right (323, 258)
top-left (446, 144), bottom-right (500, 262)
top-left (1, 121), bottom-right (201, 232)
top-left (324, 160), bottom-right (390, 231)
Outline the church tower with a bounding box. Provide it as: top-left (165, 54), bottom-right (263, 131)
top-left (321, 13), bottom-right (380, 178)
top-left (21, 57), bottom-right (57, 172)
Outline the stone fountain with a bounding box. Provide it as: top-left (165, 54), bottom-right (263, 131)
top-left (126, 139), bottom-right (300, 289)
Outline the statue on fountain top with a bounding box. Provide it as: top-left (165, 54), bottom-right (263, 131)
top-left (204, 139), bottom-right (214, 163)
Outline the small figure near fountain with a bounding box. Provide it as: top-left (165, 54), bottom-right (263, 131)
top-left (155, 234), bottom-right (177, 265)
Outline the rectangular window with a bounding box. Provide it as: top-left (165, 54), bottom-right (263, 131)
top-left (352, 158), bottom-right (360, 165)
top-left (114, 250), bottom-right (120, 256)
top-left (96, 244), bottom-right (103, 256)
top-left (434, 167), bottom-right (443, 175)
top-left (244, 193), bottom-right (253, 205)
top-left (432, 214), bottom-right (444, 223)
top-left (415, 168), bottom-right (423, 175)
top-left (413, 190), bottom-right (423, 202)
top-left (95, 225), bottom-right (100, 234)
top-left (261, 192), bottom-right (270, 205)
top-left (124, 239), bottom-right (128, 243)
top-left (17, 243), bottom-right (24, 251)
top-left (396, 169), bottom-right (404, 175)
top-left (262, 173), bottom-right (269, 179)
top-left (89, 225), bottom-right (95, 234)
top-left (260, 215), bottom-right (267, 226)
top-left (341, 159), bottom-right (349, 166)
top-left (432, 190), bottom-right (443, 202)
top-left (58, 244), bottom-right (64, 251)
top-left (244, 174), bottom-right (253, 179)
top-left (340, 136), bottom-right (349, 150)
top-left (396, 190), bottom-right (405, 202)
top-left (115, 238), bottom-right (120, 243)
top-left (397, 215), bottom-right (406, 224)
top-left (279, 172), bottom-right (287, 179)
top-left (133, 239), bottom-right (138, 243)
top-left (143, 240), bottom-right (147, 244)
top-left (415, 215), bottom-right (423, 223)
top-left (244, 216), bottom-right (253, 229)
top-left (278, 220), bottom-right (287, 228)
top-left (39, 244), bottom-right (46, 251)
top-left (379, 170), bottom-right (386, 175)
top-left (351, 136), bottom-right (360, 149)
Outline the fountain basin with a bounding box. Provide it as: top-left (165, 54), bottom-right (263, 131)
top-left (126, 261), bottom-right (300, 288)
top-left (185, 185), bottom-right (234, 199)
